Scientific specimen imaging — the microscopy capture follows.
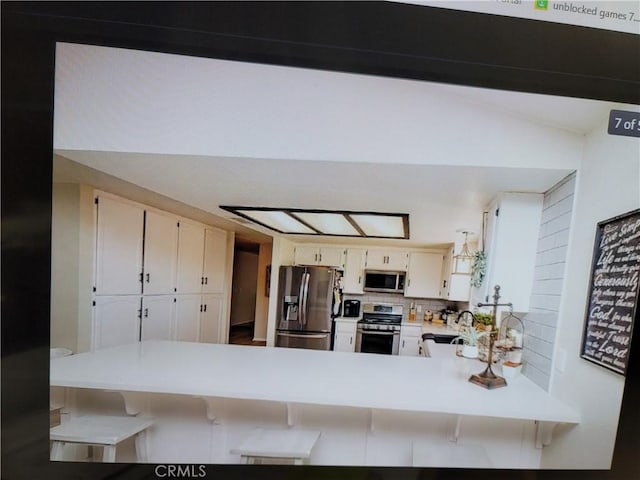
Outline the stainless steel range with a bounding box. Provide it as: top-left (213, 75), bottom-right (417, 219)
top-left (355, 303), bottom-right (403, 355)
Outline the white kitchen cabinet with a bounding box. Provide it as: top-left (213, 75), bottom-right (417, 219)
top-left (294, 246), bottom-right (345, 268)
top-left (471, 193), bottom-right (543, 311)
top-left (92, 295), bottom-right (141, 350)
top-left (399, 324), bottom-right (422, 356)
top-left (343, 248), bottom-right (366, 294)
top-left (143, 210), bottom-right (179, 295)
top-left (365, 249), bottom-right (408, 271)
top-left (95, 195), bottom-right (144, 295)
top-left (448, 274), bottom-right (471, 302)
top-left (174, 295), bottom-right (201, 342)
top-left (202, 227), bottom-right (228, 294)
top-left (405, 252), bottom-right (444, 298)
top-left (199, 294), bottom-right (225, 343)
top-left (442, 246), bottom-right (471, 302)
top-left (333, 319), bottom-right (357, 353)
top-left (176, 220), bottom-right (205, 294)
top-left (141, 295), bottom-right (176, 341)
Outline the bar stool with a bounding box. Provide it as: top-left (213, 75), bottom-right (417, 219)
top-left (50, 415), bottom-right (154, 462)
top-left (230, 428), bottom-right (321, 465)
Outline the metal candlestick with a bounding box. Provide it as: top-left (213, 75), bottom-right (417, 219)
top-left (469, 285), bottom-right (512, 389)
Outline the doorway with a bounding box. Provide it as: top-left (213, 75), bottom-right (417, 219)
top-left (228, 240), bottom-right (271, 346)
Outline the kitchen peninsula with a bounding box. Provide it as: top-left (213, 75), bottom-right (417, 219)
top-left (51, 340), bottom-right (580, 467)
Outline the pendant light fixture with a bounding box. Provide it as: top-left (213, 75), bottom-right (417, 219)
top-left (453, 231), bottom-right (474, 274)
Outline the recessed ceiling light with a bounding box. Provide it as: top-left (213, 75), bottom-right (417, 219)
top-left (220, 206), bottom-right (409, 239)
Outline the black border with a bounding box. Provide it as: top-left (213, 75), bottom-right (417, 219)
top-left (2, 2), bottom-right (640, 480)
top-left (580, 208), bottom-right (640, 376)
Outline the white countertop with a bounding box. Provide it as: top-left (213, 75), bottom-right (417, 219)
top-left (50, 341), bottom-right (579, 424)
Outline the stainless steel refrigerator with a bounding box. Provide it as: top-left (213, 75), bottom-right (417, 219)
top-left (275, 265), bottom-right (341, 350)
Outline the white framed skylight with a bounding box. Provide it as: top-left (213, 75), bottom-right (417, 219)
top-left (220, 207), bottom-right (409, 239)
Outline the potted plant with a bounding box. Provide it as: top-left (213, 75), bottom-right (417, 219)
top-left (473, 312), bottom-right (494, 331)
top-left (450, 327), bottom-right (488, 359)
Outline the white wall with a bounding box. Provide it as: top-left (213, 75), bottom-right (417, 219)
top-left (54, 43), bottom-right (583, 171)
top-left (50, 183), bottom-right (94, 353)
top-left (265, 238), bottom-right (296, 347)
top-left (51, 183), bottom-right (80, 351)
top-left (522, 174), bottom-right (577, 390)
top-left (541, 119), bottom-right (640, 468)
top-left (254, 243), bottom-right (273, 341)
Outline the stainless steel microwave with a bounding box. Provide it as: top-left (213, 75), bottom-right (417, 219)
top-left (363, 270), bottom-right (406, 293)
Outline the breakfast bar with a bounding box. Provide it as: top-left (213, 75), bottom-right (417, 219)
top-left (50, 340), bottom-right (580, 466)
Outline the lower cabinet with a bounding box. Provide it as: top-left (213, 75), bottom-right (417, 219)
top-left (200, 294), bottom-right (225, 343)
top-left (93, 295), bottom-right (142, 350)
top-left (141, 295), bottom-right (176, 341)
top-left (333, 319), bottom-right (357, 352)
top-left (399, 324), bottom-right (423, 356)
top-left (173, 294), bottom-right (226, 343)
top-left (174, 295), bottom-right (203, 342)
top-left (93, 293), bottom-right (226, 349)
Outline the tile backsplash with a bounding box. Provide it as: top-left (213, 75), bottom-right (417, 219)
top-left (343, 292), bottom-right (467, 321)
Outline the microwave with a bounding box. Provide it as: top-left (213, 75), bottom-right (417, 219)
top-left (363, 270), bottom-right (406, 293)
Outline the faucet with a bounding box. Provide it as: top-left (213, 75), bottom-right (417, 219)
top-left (457, 310), bottom-right (476, 328)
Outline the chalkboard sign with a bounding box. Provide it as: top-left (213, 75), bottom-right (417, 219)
top-left (581, 208), bottom-right (640, 376)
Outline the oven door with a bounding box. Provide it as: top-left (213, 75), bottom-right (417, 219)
top-left (356, 327), bottom-right (400, 355)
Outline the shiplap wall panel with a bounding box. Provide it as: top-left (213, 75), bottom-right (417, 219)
top-left (522, 173), bottom-right (576, 391)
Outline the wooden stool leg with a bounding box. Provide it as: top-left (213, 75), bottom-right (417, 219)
top-left (102, 445), bottom-right (116, 462)
top-left (51, 441), bottom-right (65, 461)
top-left (135, 430), bottom-right (148, 462)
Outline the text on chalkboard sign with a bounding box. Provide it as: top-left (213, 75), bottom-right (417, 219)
top-left (581, 208), bottom-right (640, 375)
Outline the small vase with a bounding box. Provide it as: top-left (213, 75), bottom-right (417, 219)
top-left (462, 345), bottom-right (479, 359)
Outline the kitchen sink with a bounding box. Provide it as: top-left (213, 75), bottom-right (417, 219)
top-left (423, 333), bottom-right (459, 344)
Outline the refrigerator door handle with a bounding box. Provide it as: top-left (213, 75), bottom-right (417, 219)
top-left (300, 272), bottom-right (310, 326)
top-left (297, 272), bottom-right (306, 325)
top-left (278, 333), bottom-right (329, 339)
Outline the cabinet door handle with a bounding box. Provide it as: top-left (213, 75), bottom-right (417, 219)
top-left (201, 277), bottom-right (204, 285)
top-left (144, 308), bottom-right (149, 318)
top-left (358, 275), bottom-right (361, 284)
top-left (408, 279), bottom-right (411, 286)
top-left (146, 273), bottom-right (150, 283)
top-left (402, 340), bottom-right (405, 348)
top-left (204, 277), bottom-right (208, 285)
top-left (200, 304), bottom-right (203, 312)
top-left (443, 280), bottom-right (447, 288)
top-left (203, 304), bottom-right (207, 312)
top-left (350, 336), bottom-right (352, 345)
top-left (319, 253), bottom-right (322, 262)
top-left (139, 272), bottom-right (143, 283)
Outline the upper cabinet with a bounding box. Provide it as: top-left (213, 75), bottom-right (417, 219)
top-left (176, 220), bottom-right (206, 294)
top-left (365, 249), bottom-right (408, 271)
top-left (472, 193), bottom-right (543, 311)
top-left (143, 209), bottom-right (179, 295)
top-left (405, 252), bottom-right (444, 299)
top-left (294, 246), bottom-right (345, 268)
top-left (202, 227), bottom-right (228, 294)
top-left (343, 248), bottom-right (366, 294)
top-left (443, 246), bottom-right (471, 302)
top-left (95, 195), bottom-right (145, 295)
